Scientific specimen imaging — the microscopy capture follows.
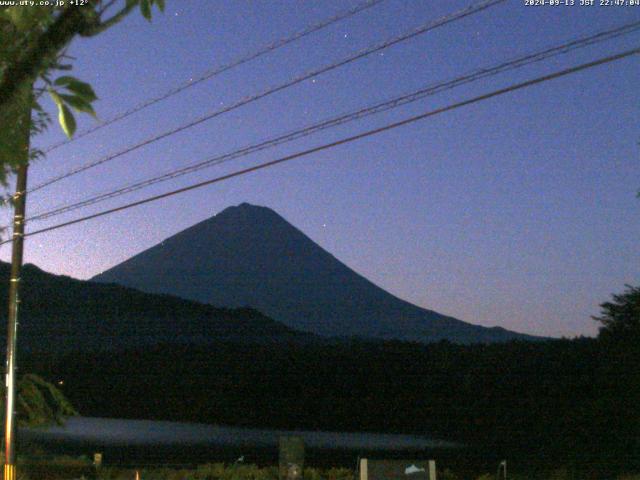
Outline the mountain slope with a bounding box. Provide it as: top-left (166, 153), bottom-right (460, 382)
top-left (0, 261), bottom-right (304, 352)
top-left (93, 203), bottom-right (537, 343)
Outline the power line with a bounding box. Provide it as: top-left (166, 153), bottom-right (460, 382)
top-left (5, 45), bottom-right (637, 246)
top-left (26, 0), bottom-right (506, 195)
top-left (24, 20), bottom-right (640, 224)
top-left (40, 0), bottom-right (387, 154)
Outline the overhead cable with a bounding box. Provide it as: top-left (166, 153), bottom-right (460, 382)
top-left (26, 0), bottom-right (506, 194)
top-left (41, 0), bottom-right (387, 154)
top-left (4, 45), bottom-right (636, 246)
top-left (25, 20), bottom-right (640, 223)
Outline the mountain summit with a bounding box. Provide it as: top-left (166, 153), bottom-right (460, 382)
top-left (93, 203), bottom-right (537, 343)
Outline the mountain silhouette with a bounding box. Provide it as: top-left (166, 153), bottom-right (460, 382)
top-left (93, 203), bottom-right (538, 343)
top-left (0, 261), bottom-right (304, 352)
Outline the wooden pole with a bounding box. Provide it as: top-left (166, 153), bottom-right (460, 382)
top-left (3, 163), bottom-right (28, 480)
top-left (3, 88), bottom-right (30, 480)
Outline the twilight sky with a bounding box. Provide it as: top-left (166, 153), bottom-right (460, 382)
top-left (1, 0), bottom-right (638, 338)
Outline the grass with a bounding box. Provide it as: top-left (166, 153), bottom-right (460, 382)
top-left (7, 457), bottom-right (640, 479)
top-left (95, 464), bottom-right (353, 480)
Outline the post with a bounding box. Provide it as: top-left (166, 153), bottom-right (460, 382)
top-left (3, 163), bottom-right (28, 480)
top-left (428, 460), bottom-right (437, 480)
top-left (3, 82), bottom-right (31, 480)
top-left (359, 458), bottom-right (368, 480)
top-left (497, 460), bottom-right (506, 480)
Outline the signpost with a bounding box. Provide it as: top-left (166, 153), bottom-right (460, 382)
top-left (359, 458), bottom-right (437, 480)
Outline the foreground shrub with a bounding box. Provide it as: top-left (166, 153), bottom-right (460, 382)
top-left (95, 464), bottom-right (352, 480)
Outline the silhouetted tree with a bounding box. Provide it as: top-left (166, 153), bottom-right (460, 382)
top-left (593, 285), bottom-right (640, 341)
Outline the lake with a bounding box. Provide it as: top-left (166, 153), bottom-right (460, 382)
top-left (20, 416), bottom-right (459, 466)
top-left (22, 416), bottom-right (456, 450)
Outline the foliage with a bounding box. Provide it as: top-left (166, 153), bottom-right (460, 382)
top-left (547, 468), bottom-right (571, 480)
top-left (593, 284), bottom-right (640, 342)
top-left (9, 271), bottom-right (640, 476)
top-left (17, 454), bottom-right (93, 480)
top-left (0, 0), bottom-right (165, 185)
top-left (318, 468), bottom-right (352, 480)
top-left (439, 469), bottom-right (460, 480)
top-left (13, 459), bottom-right (640, 480)
top-left (95, 464), bottom-right (349, 480)
top-left (29, 333), bottom-right (637, 477)
top-left (0, 373), bottom-right (77, 427)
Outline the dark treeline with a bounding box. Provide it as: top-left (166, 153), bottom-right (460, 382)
top-left (0, 262), bottom-right (305, 350)
top-left (3, 263), bottom-right (639, 476)
top-left (24, 331), bottom-right (639, 476)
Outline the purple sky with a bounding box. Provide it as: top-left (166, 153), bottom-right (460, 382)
top-left (2, 0), bottom-right (638, 338)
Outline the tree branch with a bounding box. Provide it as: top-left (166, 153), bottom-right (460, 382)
top-left (0, 7), bottom-right (90, 112)
top-left (80, 1), bottom-right (138, 37)
top-left (98, 0), bottom-right (119, 16)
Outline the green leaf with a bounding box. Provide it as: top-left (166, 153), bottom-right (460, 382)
top-left (53, 75), bottom-right (77, 86)
top-left (54, 76), bottom-right (97, 102)
top-left (155, 0), bottom-right (165, 12)
top-left (4, 6), bottom-right (35, 30)
top-left (59, 93), bottom-right (96, 118)
top-left (58, 104), bottom-right (76, 138)
top-left (48, 88), bottom-right (63, 108)
top-left (140, 0), bottom-right (152, 20)
top-left (2, 6), bottom-right (50, 30)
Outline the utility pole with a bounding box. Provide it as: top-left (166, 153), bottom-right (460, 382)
top-left (3, 163), bottom-right (28, 480)
top-left (3, 90), bottom-right (30, 480)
